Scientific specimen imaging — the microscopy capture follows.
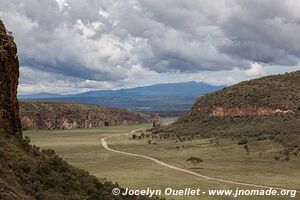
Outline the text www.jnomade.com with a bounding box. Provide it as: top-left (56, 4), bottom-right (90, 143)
top-left (112, 187), bottom-right (297, 198)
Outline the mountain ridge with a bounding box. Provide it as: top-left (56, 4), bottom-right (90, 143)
top-left (19, 81), bottom-right (224, 98)
top-left (159, 71), bottom-right (300, 148)
top-left (19, 82), bottom-right (224, 114)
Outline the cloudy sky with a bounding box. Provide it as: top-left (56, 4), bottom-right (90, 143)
top-left (1, 0), bottom-right (300, 94)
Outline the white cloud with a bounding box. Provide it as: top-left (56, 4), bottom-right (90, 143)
top-left (56, 0), bottom-right (70, 11)
top-left (0, 0), bottom-right (299, 94)
top-left (245, 63), bottom-right (265, 77)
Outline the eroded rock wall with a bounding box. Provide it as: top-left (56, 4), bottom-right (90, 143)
top-left (19, 101), bottom-right (151, 130)
top-left (0, 20), bottom-right (22, 136)
top-left (209, 105), bottom-right (295, 117)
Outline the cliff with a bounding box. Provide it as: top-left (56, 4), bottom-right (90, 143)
top-left (191, 71), bottom-right (300, 116)
top-left (0, 20), bottom-right (21, 137)
top-left (161, 71), bottom-right (300, 148)
top-left (19, 101), bottom-right (151, 130)
top-left (0, 19), bottom-right (158, 200)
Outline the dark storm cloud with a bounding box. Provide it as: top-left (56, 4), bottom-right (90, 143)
top-left (0, 0), bottom-right (299, 93)
top-left (220, 0), bottom-right (300, 66)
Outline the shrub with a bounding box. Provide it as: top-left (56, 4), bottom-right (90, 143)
top-left (274, 156), bottom-right (281, 161)
top-left (284, 157), bottom-right (291, 161)
top-left (238, 139), bottom-right (248, 145)
top-left (257, 136), bottom-right (267, 141)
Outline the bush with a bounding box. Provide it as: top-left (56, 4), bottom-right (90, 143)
top-left (284, 157), bottom-right (291, 161)
top-left (257, 136), bottom-right (267, 141)
top-left (186, 156), bottom-right (203, 166)
top-left (21, 136), bottom-right (32, 152)
top-left (274, 156), bottom-right (280, 161)
top-left (238, 139), bottom-right (248, 145)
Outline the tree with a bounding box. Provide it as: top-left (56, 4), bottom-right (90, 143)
top-left (282, 149), bottom-right (290, 157)
top-left (186, 156), bottom-right (203, 167)
top-left (132, 134), bottom-right (137, 139)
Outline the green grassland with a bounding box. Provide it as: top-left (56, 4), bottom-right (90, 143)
top-left (25, 125), bottom-right (299, 200)
top-left (109, 133), bottom-right (300, 189)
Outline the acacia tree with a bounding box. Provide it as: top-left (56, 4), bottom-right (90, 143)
top-left (186, 156), bottom-right (203, 167)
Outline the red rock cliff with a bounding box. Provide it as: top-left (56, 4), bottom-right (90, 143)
top-left (0, 20), bottom-right (22, 137)
top-left (19, 101), bottom-right (151, 130)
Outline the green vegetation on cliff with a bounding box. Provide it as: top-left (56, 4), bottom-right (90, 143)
top-left (160, 71), bottom-right (300, 148)
top-left (0, 19), bottom-right (159, 200)
top-left (192, 71), bottom-right (300, 112)
top-left (0, 129), bottom-right (159, 200)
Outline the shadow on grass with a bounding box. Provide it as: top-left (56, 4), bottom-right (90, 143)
top-left (188, 167), bottom-right (203, 170)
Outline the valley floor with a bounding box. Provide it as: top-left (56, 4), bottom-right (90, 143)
top-left (24, 125), bottom-right (300, 200)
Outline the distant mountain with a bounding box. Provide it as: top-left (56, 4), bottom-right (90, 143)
top-left (19, 92), bottom-right (63, 99)
top-left (18, 82), bottom-right (224, 115)
top-left (75, 81), bottom-right (222, 97)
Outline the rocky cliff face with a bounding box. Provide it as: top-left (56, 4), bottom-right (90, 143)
top-left (190, 71), bottom-right (300, 117)
top-left (191, 103), bottom-right (296, 118)
top-left (207, 106), bottom-right (294, 117)
top-left (20, 101), bottom-right (151, 130)
top-left (0, 20), bottom-right (159, 200)
top-left (161, 71), bottom-right (300, 147)
top-left (0, 20), bottom-right (22, 137)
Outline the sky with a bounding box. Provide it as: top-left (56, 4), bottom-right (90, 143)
top-left (1, 0), bottom-right (300, 94)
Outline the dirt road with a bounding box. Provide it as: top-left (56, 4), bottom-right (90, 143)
top-left (101, 130), bottom-right (299, 193)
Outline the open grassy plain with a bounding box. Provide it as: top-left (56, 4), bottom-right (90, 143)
top-left (24, 125), bottom-right (299, 200)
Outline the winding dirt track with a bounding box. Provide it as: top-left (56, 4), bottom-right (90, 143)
top-left (101, 130), bottom-right (299, 193)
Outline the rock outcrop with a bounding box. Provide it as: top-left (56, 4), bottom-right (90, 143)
top-left (189, 71), bottom-right (300, 117)
top-left (0, 20), bottom-right (22, 137)
top-left (20, 101), bottom-right (151, 130)
top-left (161, 71), bottom-right (300, 147)
top-left (209, 106), bottom-right (295, 117)
top-left (152, 113), bottom-right (162, 128)
top-left (0, 19), bottom-right (160, 200)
